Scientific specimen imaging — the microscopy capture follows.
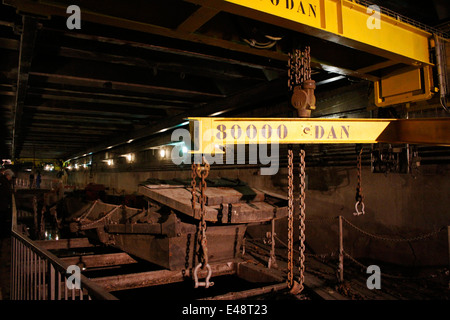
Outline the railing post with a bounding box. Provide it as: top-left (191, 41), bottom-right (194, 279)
top-left (338, 215), bottom-right (344, 283)
top-left (33, 252), bottom-right (37, 299)
top-left (49, 263), bottom-right (55, 300)
top-left (448, 226), bottom-right (450, 289)
top-left (268, 218), bottom-right (277, 269)
top-left (19, 241), bottom-right (23, 299)
top-left (42, 257), bottom-right (46, 300)
top-left (57, 272), bottom-right (62, 300)
top-left (38, 256), bottom-right (42, 300)
top-left (26, 246), bottom-right (29, 300)
top-left (10, 237), bottom-right (15, 299)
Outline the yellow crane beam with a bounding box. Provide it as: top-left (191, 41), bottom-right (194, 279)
top-left (188, 0), bottom-right (442, 107)
top-left (188, 117), bottom-right (450, 153)
top-left (190, 0), bottom-right (432, 66)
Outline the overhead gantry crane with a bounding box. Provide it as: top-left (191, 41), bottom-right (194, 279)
top-left (186, 0), bottom-right (449, 109)
top-left (182, 0), bottom-right (450, 293)
top-left (184, 1), bottom-right (450, 153)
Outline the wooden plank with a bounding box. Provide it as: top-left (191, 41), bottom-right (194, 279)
top-left (237, 262), bottom-right (284, 283)
top-left (203, 187), bottom-right (265, 205)
top-left (92, 261), bottom-right (236, 292)
top-left (255, 188), bottom-right (288, 200)
top-left (303, 271), bottom-right (349, 300)
top-left (139, 186), bottom-right (286, 223)
top-left (139, 185), bottom-right (216, 219)
top-left (200, 282), bottom-right (288, 300)
top-left (60, 252), bottom-right (138, 269)
top-left (35, 238), bottom-right (94, 250)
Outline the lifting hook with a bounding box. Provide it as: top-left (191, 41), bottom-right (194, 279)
top-left (193, 263), bottom-right (214, 288)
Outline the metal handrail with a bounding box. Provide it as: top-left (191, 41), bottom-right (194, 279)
top-left (10, 194), bottom-right (118, 300)
top-left (352, 0), bottom-right (449, 38)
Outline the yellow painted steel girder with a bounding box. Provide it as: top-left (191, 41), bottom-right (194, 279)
top-left (188, 118), bottom-right (450, 153)
top-left (191, 0), bottom-right (432, 66)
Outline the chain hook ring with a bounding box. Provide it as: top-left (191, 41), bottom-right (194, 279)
top-left (193, 263), bottom-right (214, 288)
top-left (353, 200), bottom-right (365, 216)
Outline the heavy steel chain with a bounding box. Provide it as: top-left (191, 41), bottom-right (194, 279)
top-left (298, 148), bottom-right (306, 292)
top-left (354, 148), bottom-right (365, 216)
top-left (191, 156), bottom-right (213, 288)
top-left (288, 47), bottom-right (311, 91)
top-left (287, 147), bottom-right (307, 293)
top-left (287, 47), bottom-right (310, 294)
top-left (303, 46), bottom-right (312, 81)
top-left (191, 156), bottom-right (210, 267)
top-left (287, 147), bottom-right (294, 288)
top-left (191, 161), bottom-right (197, 209)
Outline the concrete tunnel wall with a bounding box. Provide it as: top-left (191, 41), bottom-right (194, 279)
top-left (67, 164), bottom-right (450, 267)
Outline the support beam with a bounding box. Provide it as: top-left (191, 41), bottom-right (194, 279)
top-left (190, 0), bottom-right (432, 66)
top-left (176, 6), bottom-right (220, 33)
top-left (11, 16), bottom-right (38, 159)
top-left (200, 282), bottom-right (288, 300)
top-left (5, 1), bottom-right (378, 82)
top-left (356, 60), bottom-right (399, 74)
top-left (34, 238), bottom-right (94, 250)
top-left (47, 46), bottom-right (266, 81)
top-left (189, 117), bottom-right (450, 154)
top-left (60, 253), bottom-right (138, 269)
top-left (91, 261), bottom-right (236, 292)
top-left (28, 72), bottom-right (225, 99)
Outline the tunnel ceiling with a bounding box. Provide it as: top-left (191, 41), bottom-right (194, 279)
top-left (0, 0), bottom-right (448, 160)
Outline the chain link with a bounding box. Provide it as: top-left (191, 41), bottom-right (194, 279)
top-left (190, 156), bottom-right (214, 288)
top-left (288, 47), bottom-right (311, 91)
top-left (198, 157), bottom-right (210, 267)
top-left (287, 147), bottom-right (294, 289)
top-left (298, 148), bottom-right (306, 292)
top-left (287, 47), bottom-right (310, 294)
top-left (191, 161), bottom-right (197, 210)
top-left (354, 148), bottom-right (365, 216)
top-left (190, 157), bottom-right (211, 267)
top-left (342, 216), bottom-right (445, 242)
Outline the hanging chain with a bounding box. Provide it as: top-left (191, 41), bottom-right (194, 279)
top-left (354, 148), bottom-right (365, 216)
top-left (303, 46), bottom-right (312, 81)
top-left (287, 147), bottom-right (294, 288)
top-left (298, 148), bottom-right (306, 292)
top-left (287, 47), bottom-right (310, 294)
top-left (288, 47), bottom-right (311, 91)
top-left (191, 162), bottom-right (197, 209)
top-left (197, 156), bottom-right (210, 267)
top-left (191, 156), bottom-right (213, 288)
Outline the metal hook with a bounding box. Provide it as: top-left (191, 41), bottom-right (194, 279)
top-left (193, 263), bottom-right (214, 288)
top-left (353, 200), bottom-right (365, 216)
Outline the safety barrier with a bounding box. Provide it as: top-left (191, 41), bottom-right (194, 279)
top-left (249, 215), bottom-right (449, 283)
top-left (353, 0), bottom-right (448, 38)
top-left (10, 194), bottom-right (117, 300)
top-left (337, 215), bottom-right (448, 281)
